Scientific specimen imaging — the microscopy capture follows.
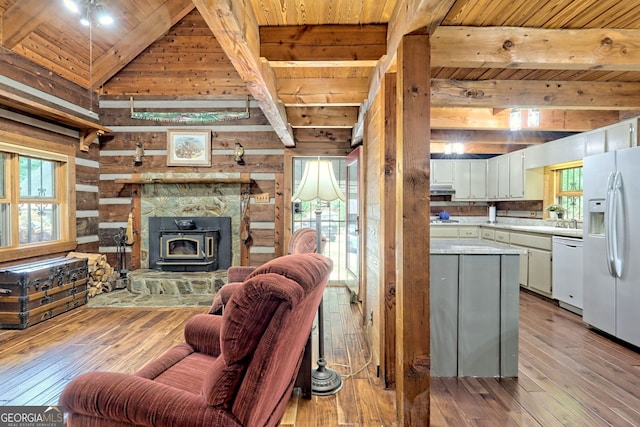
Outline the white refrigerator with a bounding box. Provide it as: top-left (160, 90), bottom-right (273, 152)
top-left (583, 146), bottom-right (640, 347)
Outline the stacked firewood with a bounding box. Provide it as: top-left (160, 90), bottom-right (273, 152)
top-left (67, 252), bottom-right (120, 298)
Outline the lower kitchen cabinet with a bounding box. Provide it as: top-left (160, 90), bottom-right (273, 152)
top-left (508, 231), bottom-right (553, 297)
top-left (430, 251), bottom-right (520, 378)
top-left (527, 248), bottom-right (552, 295)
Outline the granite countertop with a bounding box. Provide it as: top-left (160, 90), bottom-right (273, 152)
top-left (430, 221), bottom-right (583, 238)
top-left (431, 239), bottom-right (526, 255)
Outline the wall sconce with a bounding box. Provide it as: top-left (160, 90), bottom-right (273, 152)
top-left (133, 142), bottom-right (144, 164)
top-left (234, 142), bottom-right (245, 165)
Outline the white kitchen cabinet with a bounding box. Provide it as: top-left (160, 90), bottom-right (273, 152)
top-left (454, 160), bottom-right (487, 200)
top-left (431, 160), bottom-right (455, 184)
top-left (606, 120), bottom-right (635, 151)
top-left (430, 226), bottom-right (459, 239)
top-left (480, 228), bottom-right (495, 241)
top-left (430, 226), bottom-right (479, 239)
top-left (585, 129), bottom-right (605, 157)
top-left (509, 151), bottom-right (524, 198)
top-left (509, 231), bottom-right (553, 296)
top-left (487, 157), bottom-right (499, 200)
top-left (458, 226), bottom-right (480, 239)
top-left (545, 133), bottom-right (587, 165)
top-left (527, 248), bottom-right (552, 295)
top-left (497, 155), bottom-right (510, 198)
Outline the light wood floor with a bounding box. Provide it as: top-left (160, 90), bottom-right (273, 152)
top-left (1, 287), bottom-right (639, 426)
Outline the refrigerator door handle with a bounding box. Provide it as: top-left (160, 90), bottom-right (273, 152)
top-left (612, 171), bottom-right (624, 278)
top-left (605, 172), bottom-right (616, 277)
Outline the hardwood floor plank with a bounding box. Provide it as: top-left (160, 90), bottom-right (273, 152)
top-left (1, 288), bottom-right (640, 426)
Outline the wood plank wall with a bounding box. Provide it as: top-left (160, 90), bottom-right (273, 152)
top-left (362, 68), bottom-right (386, 375)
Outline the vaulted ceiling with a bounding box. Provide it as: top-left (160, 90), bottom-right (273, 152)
top-left (2, 0), bottom-right (640, 154)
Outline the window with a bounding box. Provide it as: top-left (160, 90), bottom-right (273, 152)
top-left (291, 157), bottom-right (346, 281)
top-left (556, 165), bottom-right (583, 220)
top-left (0, 133), bottom-right (76, 262)
top-left (19, 156), bottom-right (59, 244)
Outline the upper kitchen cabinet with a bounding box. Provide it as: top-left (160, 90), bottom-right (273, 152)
top-left (585, 129), bottom-right (606, 157)
top-left (431, 160), bottom-right (456, 184)
top-left (453, 160), bottom-right (487, 200)
top-left (605, 119), bottom-right (637, 152)
top-left (487, 157), bottom-right (499, 200)
top-left (490, 151), bottom-right (543, 200)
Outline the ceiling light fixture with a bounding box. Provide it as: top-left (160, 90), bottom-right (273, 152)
top-left (509, 109), bottom-right (522, 131)
top-left (528, 109), bottom-right (540, 127)
top-left (444, 143), bottom-right (464, 155)
top-left (64, 0), bottom-right (114, 27)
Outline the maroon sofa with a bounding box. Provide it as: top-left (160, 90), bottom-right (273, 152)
top-left (59, 253), bottom-right (333, 427)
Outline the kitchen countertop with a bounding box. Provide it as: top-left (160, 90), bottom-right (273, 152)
top-left (430, 221), bottom-right (583, 238)
top-left (431, 239), bottom-right (526, 255)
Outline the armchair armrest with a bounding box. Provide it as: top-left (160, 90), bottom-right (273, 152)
top-left (60, 372), bottom-right (235, 427)
top-left (208, 282), bottom-right (243, 314)
top-left (226, 266), bottom-right (256, 283)
top-left (184, 313), bottom-right (223, 357)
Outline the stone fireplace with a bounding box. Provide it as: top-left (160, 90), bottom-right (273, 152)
top-left (138, 177), bottom-right (242, 270)
top-left (148, 216), bottom-right (232, 272)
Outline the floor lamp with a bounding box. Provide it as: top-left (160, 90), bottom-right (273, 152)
top-left (292, 159), bottom-right (344, 396)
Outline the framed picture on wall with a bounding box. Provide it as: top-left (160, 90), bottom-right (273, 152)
top-left (166, 129), bottom-right (212, 167)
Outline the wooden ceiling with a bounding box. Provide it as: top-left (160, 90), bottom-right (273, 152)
top-left (2, 0), bottom-right (640, 153)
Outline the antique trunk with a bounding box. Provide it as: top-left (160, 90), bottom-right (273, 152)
top-left (0, 257), bottom-right (89, 329)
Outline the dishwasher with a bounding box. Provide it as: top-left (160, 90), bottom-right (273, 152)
top-left (552, 236), bottom-right (584, 315)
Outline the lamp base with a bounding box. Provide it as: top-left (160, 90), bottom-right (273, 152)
top-left (311, 359), bottom-right (343, 396)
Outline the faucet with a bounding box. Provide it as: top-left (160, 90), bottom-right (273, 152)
top-left (568, 219), bottom-right (578, 229)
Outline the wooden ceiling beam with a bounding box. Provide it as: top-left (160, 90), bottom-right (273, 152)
top-left (353, 0), bottom-right (457, 144)
top-left (430, 107), bottom-right (620, 131)
top-left (278, 78), bottom-right (369, 106)
top-left (287, 106), bottom-right (359, 128)
top-left (430, 143), bottom-right (514, 154)
top-left (92, 0), bottom-right (196, 88)
top-left (293, 128), bottom-right (353, 143)
top-left (260, 25), bottom-right (387, 61)
top-left (432, 26), bottom-right (640, 71)
top-left (430, 129), bottom-right (575, 145)
top-left (193, 0), bottom-right (295, 147)
top-left (268, 60), bottom-right (378, 68)
top-left (1, 0), bottom-right (51, 49)
top-left (431, 79), bottom-right (640, 110)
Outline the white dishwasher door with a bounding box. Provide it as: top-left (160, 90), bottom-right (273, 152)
top-left (552, 236), bottom-right (584, 313)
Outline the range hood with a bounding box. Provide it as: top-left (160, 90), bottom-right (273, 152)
top-left (429, 184), bottom-right (456, 196)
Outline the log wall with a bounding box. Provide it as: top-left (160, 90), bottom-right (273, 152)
top-left (97, 98), bottom-right (285, 268)
top-left (0, 110), bottom-right (100, 267)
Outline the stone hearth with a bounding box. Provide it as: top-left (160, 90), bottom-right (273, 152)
top-left (128, 269), bottom-right (227, 295)
top-left (87, 269), bottom-right (228, 308)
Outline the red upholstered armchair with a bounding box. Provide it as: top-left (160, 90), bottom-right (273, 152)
top-left (212, 227), bottom-right (324, 314)
top-left (60, 253), bottom-right (333, 427)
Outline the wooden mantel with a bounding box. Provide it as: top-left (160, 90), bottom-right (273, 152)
top-left (114, 177), bottom-right (251, 184)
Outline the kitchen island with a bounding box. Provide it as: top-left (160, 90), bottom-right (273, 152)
top-left (431, 239), bottom-right (524, 377)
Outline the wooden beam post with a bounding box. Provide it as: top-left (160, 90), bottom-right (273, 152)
top-left (396, 31), bottom-right (431, 426)
top-left (383, 72), bottom-right (398, 388)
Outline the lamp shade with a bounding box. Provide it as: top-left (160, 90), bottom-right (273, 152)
top-left (292, 160), bottom-right (345, 202)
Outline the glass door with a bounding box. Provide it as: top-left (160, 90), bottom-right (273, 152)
top-left (345, 147), bottom-right (360, 297)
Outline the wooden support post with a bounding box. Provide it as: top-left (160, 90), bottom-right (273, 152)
top-left (240, 173), bottom-right (251, 266)
top-left (395, 30), bottom-right (431, 426)
top-left (383, 72), bottom-right (398, 388)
